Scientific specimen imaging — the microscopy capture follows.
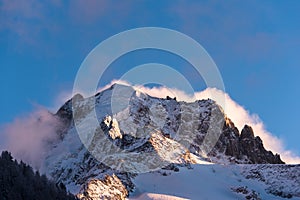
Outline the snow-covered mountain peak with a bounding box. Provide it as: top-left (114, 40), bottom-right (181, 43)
top-left (46, 83), bottom-right (290, 199)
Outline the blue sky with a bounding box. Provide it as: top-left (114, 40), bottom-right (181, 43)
top-left (1, 1), bottom-right (300, 155)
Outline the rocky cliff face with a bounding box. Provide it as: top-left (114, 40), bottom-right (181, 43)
top-left (239, 125), bottom-right (283, 164)
top-left (47, 83), bottom-right (284, 199)
top-left (210, 121), bottom-right (284, 164)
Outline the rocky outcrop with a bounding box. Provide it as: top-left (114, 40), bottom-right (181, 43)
top-left (238, 125), bottom-right (284, 164)
top-left (77, 174), bottom-right (128, 200)
top-left (100, 116), bottom-right (123, 140)
top-left (231, 186), bottom-right (261, 200)
top-left (211, 121), bottom-right (284, 164)
top-left (56, 93), bottom-right (84, 122)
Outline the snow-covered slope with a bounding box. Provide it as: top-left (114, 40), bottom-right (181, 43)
top-left (41, 83), bottom-right (296, 199)
top-left (130, 164), bottom-right (300, 200)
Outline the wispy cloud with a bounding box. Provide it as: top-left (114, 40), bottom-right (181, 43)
top-left (1, 108), bottom-right (62, 169)
top-left (68, 0), bottom-right (108, 24)
top-left (67, 0), bottom-right (133, 25)
top-left (169, 1), bottom-right (279, 62)
top-left (0, 0), bottom-right (134, 54)
top-left (0, 0), bottom-right (62, 52)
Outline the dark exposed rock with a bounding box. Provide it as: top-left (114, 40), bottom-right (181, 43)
top-left (56, 93), bottom-right (84, 121)
top-left (240, 125), bottom-right (255, 139)
top-left (266, 189), bottom-right (293, 199)
top-left (166, 96), bottom-right (176, 101)
top-left (231, 186), bottom-right (262, 200)
top-left (54, 93), bottom-right (84, 140)
top-left (238, 125), bottom-right (284, 164)
top-left (208, 118), bottom-right (284, 164)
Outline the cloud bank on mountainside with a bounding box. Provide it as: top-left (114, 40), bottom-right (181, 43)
top-left (1, 108), bottom-right (61, 169)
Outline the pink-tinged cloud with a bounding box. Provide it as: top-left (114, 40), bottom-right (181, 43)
top-left (68, 0), bottom-right (108, 24)
top-left (169, 1), bottom-right (280, 62)
top-left (0, 0), bottom-right (61, 49)
top-left (0, 0), bottom-right (43, 19)
top-left (68, 0), bottom-right (133, 25)
top-left (1, 108), bottom-right (62, 169)
top-left (0, 0), bottom-right (45, 35)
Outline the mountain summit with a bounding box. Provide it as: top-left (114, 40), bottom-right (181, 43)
top-left (41, 83), bottom-right (296, 199)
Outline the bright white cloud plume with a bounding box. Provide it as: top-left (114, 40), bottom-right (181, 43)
top-left (194, 88), bottom-right (300, 164)
top-left (100, 80), bottom-right (300, 164)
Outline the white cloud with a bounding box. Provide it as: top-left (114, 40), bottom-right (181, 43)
top-left (194, 88), bottom-right (300, 164)
top-left (100, 80), bottom-right (300, 164)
